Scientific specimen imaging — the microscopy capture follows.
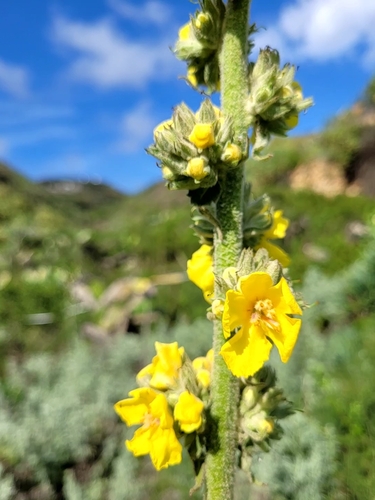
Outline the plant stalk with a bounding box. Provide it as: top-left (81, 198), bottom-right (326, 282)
top-left (205, 0), bottom-right (251, 499)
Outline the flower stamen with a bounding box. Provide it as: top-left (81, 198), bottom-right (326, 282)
top-left (142, 412), bottom-right (160, 429)
top-left (251, 298), bottom-right (280, 332)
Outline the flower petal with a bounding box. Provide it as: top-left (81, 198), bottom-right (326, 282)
top-left (114, 388), bottom-right (157, 426)
top-left (149, 393), bottom-right (174, 429)
top-left (174, 391), bottom-right (204, 433)
top-left (269, 314), bottom-right (301, 363)
top-left (239, 272), bottom-right (274, 303)
top-left (260, 239), bottom-right (290, 268)
top-left (149, 427), bottom-right (183, 470)
top-left (222, 290), bottom-right (248, 338)
top-left (126, 426), bottom-right (152, 456)
top-left (220, 325), bottom-right (272, 377)
top-left (187, 245), bottom-right (214, 303)
top-left (264, 210), bottom-right (289, 240)
top-left (274, 277), bottom-right (302, 315)
top-left (149, 342), bottom-right (183, 389)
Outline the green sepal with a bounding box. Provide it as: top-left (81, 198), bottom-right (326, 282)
top-left (197, 99), bottom-right (217, 123)
top-left (173, 103), bottom-right (196, 136)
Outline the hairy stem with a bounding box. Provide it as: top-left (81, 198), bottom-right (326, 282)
top-left (205, 0), bottom-right (251, 499)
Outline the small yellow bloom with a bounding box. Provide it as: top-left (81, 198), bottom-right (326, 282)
top-left (192, 349), bottom-right (213, 388)
top-left (174, 391), bottom-right (204, 433)
top-left (189, 123), bottom-right (215, 149)
top-left (186, 157), bottom-right (210, 181)
top-left (178, 23), bottom-right (191, 41)
top-left (114, 387), bottom-right (182, 470)
top-left (136, 342), bottom-right (184, 390)
top-left (221, 144), bottom-right (242, 164)
top-left (220, 272), bottom-right (302, 377)
top-left (186, 244), bottom-right (214, 302)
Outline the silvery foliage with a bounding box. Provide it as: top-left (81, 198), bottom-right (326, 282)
top-left (0, 320), bottom-right (211, 498)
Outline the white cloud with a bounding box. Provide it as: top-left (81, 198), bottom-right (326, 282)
top-left (2, 126), bottom-right (73, 151)
top-left (254, 0), bottom-right (375, 65)
top-left (51, 15), bottom-right (178, 89)
top-left (116, 101), bottom-right (158, 153)
top-left (0, 59), bottom-right (30, 98)
top-left (108, 0), bottom-right (172, 25)
top-left (0, 101), bottom-right (74, 127)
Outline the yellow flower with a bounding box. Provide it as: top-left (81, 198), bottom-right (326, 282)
top-left (258, 210), bottom-right (290, 267)
top-left (189, 123), bottom-right (215, 149)
top-left (137, 342), bottom-right (184, 390)
top-left (186, 157), bottom-right (210, 181)
top-left (192, 349), bottom-right (214, 388)
top-left (114, 387), bottom-right (182, 470)
top-left (187, 244), bottom-right (214, 302)
top-left (264, 210), bottom-right (289, 240)
top-left (178, 23), bottom-right (191, 41)
top-left (174, 391), bottom-right (204, 433)
top-left (220, 272), bottom-right (302, 377)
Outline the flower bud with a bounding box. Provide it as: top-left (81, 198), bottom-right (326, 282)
top-left (284, 112), bottom-right (299, 129)
top-left (189, 123), bottom-right (215, 149)
top-left (211, 299), bottom-right (224, 318)
top-left (195, 12), bottom-right (209, 29)
top-left (241, 385), bottom-right (259, 412)
top-left (185, 157), bottom-right (210, 181)
top-left (221, 143), bottom-right (242, 165)
top-left (161, 166), bottom-right (175, 181)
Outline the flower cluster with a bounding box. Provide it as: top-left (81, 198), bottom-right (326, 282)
top-left (174, 0), bottom-right (225, 93)
top-left (238, 366), bottom-right (295, 475)
top-left (114, 342), bottom-right (212, 470)
top-left (191, 186), bottom-right (289, 267)
top-left (188, 203), bottom-right (291, 303)
top-left (246, 48), bottom-right (313, 159)
top-left (147, 100), bottom-right (245, 192)
top-left (187, 242), bottom-right (302, 378)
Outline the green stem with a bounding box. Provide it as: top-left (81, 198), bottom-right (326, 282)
top-left (205, 1), bottom-right (251, 499)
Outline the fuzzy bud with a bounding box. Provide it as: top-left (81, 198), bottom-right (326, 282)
top-left (186, 157), bottom-right (210, 181)
top-left (221, 143), bottom-right (242, 165)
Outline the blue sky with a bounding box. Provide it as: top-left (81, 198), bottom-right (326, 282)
top-left (0, 0), bottom-right (374, 193)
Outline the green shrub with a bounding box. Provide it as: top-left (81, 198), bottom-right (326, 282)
top-left (319, 113), bottom-right (362, 167)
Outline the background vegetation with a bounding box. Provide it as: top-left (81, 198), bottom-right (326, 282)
top-left (1, 79), bottom-right (375, 499)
